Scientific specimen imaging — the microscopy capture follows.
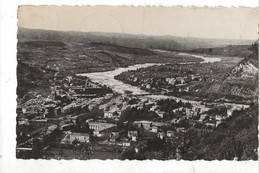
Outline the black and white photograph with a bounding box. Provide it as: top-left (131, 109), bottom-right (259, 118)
top-left (15, 5), bottom-right (258, 161)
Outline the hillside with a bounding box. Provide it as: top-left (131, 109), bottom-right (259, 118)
top-left (191, 105), bottom-right (258, 160)
top-left (189, 45), bottom-right (252, 57)
top-left (201, 42), bottom-right (258, 100)
top-left (16, 34), bottom-right (203, 98)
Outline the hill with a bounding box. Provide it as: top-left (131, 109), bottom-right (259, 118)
top-left (189, 44), bottom-right (252, 57)
top-left (18, 27), bottom-right (254, 51)
top-left (201, 41), bottom-right (258, 100)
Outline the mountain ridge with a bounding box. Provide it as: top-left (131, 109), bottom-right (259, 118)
top-left (18, 27), bottom-right (255, 51)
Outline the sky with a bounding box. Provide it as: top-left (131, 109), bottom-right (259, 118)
top-left (18, 6), bottom-right (258, 40)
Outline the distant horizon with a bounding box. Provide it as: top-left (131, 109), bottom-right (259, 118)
top-left (18, 26), bottom-right (257, 42)
top-left (18, 6), bottom-right (258, 40)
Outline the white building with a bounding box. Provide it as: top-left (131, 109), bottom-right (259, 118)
top-left (70, 133), bottom-right (89, 143)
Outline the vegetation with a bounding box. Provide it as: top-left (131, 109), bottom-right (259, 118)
top-left (190, 105), bottom-right (258, 160)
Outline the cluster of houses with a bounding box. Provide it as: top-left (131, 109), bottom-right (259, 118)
top-left (116, 65), bottom-right (203, 93)
top-left (99, 96), bottom-right (125, 119)
top-left (16, 124), bottom-right (59, 153)
top-left (40, 74), bottom-right (114, 118)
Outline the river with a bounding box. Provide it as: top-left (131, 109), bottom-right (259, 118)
top-left (78, 53), bottom-right (248, 109)
top-left (79, 53), bottom-right (220, 95)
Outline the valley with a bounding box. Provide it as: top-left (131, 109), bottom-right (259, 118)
top-left (16, 28), bottom-right (258, 160)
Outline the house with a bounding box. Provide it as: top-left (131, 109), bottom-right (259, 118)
top-left (155, 111), bottom-right (165, 118)
top-left (104, 108), bottom-right (120, 119)
top-left (133, 121), bottom-right (152, 130)
top-left (44, 104), bottom-right (56, 118)
top-left (168, 78), bottom-right (176, 85)
top-left (199, 114), bottom-right (208, 122)
top-left (149, 105), bottom-right (158, 112)
top-left (194, 107), bottom-right (202, 113)
top-left (216, 121), bottom-right (222, 127)
top-left (157, 131), bottom-right (165, 139)
top-left (61, 105), bottom-right (72, 114)
top-left (134, 143), bottom-right (146, 153)
top-left (45, 125), bottom-right (59, 136)
top-left (66, 76), bottom-right (73, 83)
top-left (176, 127), bottom-right (187, 133)
top-left (184, 87), bottom-right (190, 92)
top-left (171, 118), bottom-right (178, 124)
top-left (166, 130), bottom-right (175, 138)
top-left (54, 107), bottom-right (61, 116)
top-left (18, 118), bottom-right (29, 126)
top-left (205, 123), bottom-right (216, 128)
top-left (178, 107), bottom-right (184, 111)
top-left (172, 108), bottom-right (179, 114)
top-left (176, 77), bottom-right (185, 84)
top-left (128, 131), bottom-right (138, 141)
top-left (152, 121), bottom-right (171, 127)
top-left (29, 119), bottom-right (48, 128)
top-left (215, 114), bottom-right (224, 121)
top-left (227, 109), bottom-right (233, 117)
top-left (69, 133), bottom-right (90, 143)
top-left (104, 111), bottom-right (114, 118)
top-left (88, 122), bottom-right (116, 137)
top-left (128, 130), bottom-right (138, 138)
top-left (146, 84), bottom-right (152, 90)
top-left (131, 135), bottom-right (138, 142)
top-left (110, 133), bottom-right (120, 142)
top-left (191, 75), bottom-right (202, 81)
top-left (150, 126), bottom-right (158, 133)
top-left (122, 141), bottom-right (131, 150)
top-left (111, 129), bottom-right (123, 136)
top-left (60, 124), bottom-right (72, 131)
top-left (185, 108), bottom-right (192, 118)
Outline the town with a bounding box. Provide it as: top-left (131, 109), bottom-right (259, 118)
top-left (16, 70), bottom-right (248, 160)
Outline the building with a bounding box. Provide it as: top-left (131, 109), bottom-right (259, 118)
top-left (149, 105), bottom-right (158, 112)
top-left (185, 108), bottom-right (192, 118)
top-left (54, 107), bottom-right (61, 116)
top-left (61, 103), bottom-right (81, 115)
top-left (151, 126), bottom-right (158, 133)
top-left (122, 141), bottom-right (131, 149)
top-left (133, 121), bottom-right (152, 130)
top-left (44, 104), bottom-right (56, 118)
top-left (176, 77), bottom-right (185, 84)
top-left (88, 122), bottom-right (116, 137)
top-left (131, 135), bottom-right (138, 142)
top-left (166, 130), bottom-right (175, 138)
top-left (134, 143), bottom-right (146, 153)
top-left (155, 111), bottom-right (165, 118)
top-left (176, 127), bottom-right (187, 133)
top-left (60, 124), bottom-right (72, 131)
top-left (69, 133), bottom-right (90, 143)
top-left (29, 119), bottom-right (48, 128)
top-left (110, 133), bottom-right (120, 142)
top-left (104, 111), bottom-right (114, 118)
top-left (227, 109), bottom-right (233, 117)
top-left (205, 123), bottom-right (215, 128)
top-left (157, 131), bottom-right (165, 139)
top-left (104, 109), bottom-right (120, 119)
top-left (168, 78), bottom-right (176, 85)
top-left (128, 130), bottom-right (138, 141)
top-left (199, 114), bottom-right (208, 122)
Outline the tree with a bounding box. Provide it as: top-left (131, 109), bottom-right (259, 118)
top-left (121, 147), bottom-right (136, 160)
